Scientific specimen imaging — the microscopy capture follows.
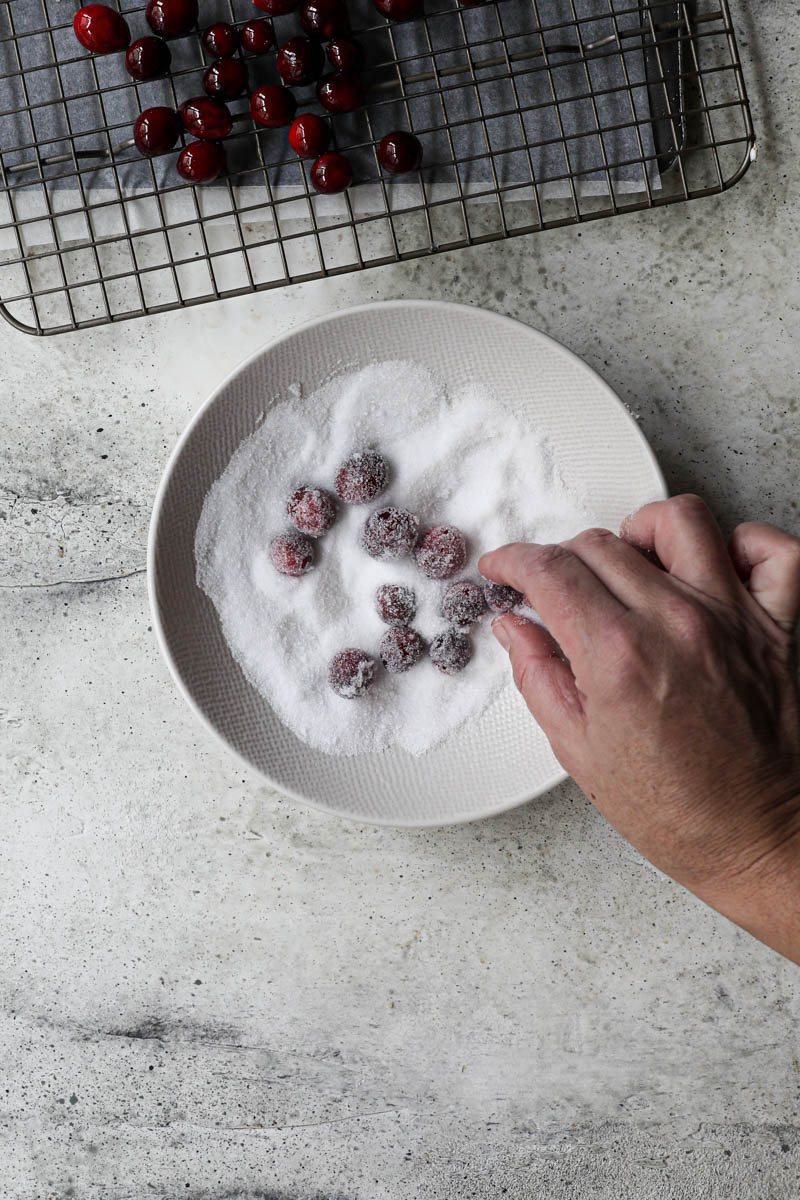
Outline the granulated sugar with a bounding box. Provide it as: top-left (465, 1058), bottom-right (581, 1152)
top-left (195, 360), bottom-right (594, 756)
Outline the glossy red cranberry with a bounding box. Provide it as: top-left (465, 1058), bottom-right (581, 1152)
top-left (202, 22), bottom-right (239, 57)
top-left (483, 581), bottom-right (523, 613)
top-left (252, 0), bottom-right (300, 14)
top-left (317, 71), bottom-right (365, 114)
top-left (415, 526), bottom-right (467, 579)
top-left (372, 0), bottom-right (424, 20)
top-left (378, 130), bottom-right (423, 174)
top-left (177, 140), bottom-right (227, 183)
top-left (125, 36), bottom-right (171, 80)
top-left (429, 628), bottom-right (472, 674)
top-left (286, 486), bottom-right (336, 537)
top-left (375, 584), bottom-right (416, 627)
top-left (250, 84), bottom-right (297, 128)
top-left (241, 18), bottom-right (275, 54)
top-left (361, 507), bottom-right (419, 559)
top-left (301, 0), bottom-right (349, 39)
top-left (288, 113), bottom-right (330, 158)
top-left (203, 58), bottom-right (249, 99)
top-left (311, 152), bottom-right (353, 193)
top-left (326, 37), bottom-right (363, 71)
top-left (380, 627), bottom-right (423, 673)
top-left (335, 451), bottom-right (388, 503)
top-left (133, 107), bottom-right (181, 157)
top-left (277, 37), bottom-right (325, 86)
top-left (73, 5), bottom-right (130, 54)
top-left (442, 579), bottom-right (485, 626)
top-left (146, 0), bottom-right (198, 36)
top-left (269, 530), bottom-right (315, 576)
top-left (179, 96), bottom-right (233, 140)
top-left (328, 649), bottom-right (376, 698)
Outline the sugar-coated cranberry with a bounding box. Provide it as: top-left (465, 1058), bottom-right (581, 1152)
top-left (361, 507), bottom-right (420, 559)
top-left (180, 96), bottom-right (233, 140)
top-left (310, 152), bottom-right (353, 194)
top-left (378, 130), bottom-right (423, 174)
top-left (241, 18), bottom-right (275, 54)
top-left (372, 0), bottom-right (424, 20)
top-left (286, 486), bottom-right (336, 537)
top-left (146, 0), bottom-right (198, 37)
top-left (277, 37), bottom-right (325, 85)
top-left (288, 113), bottom-right (330, 158)
top-left (380, 627), bottom-right (424, 674)
top-left (375, 583), bottom-right (416, 627)
top-left (250, 84), bottom-right (297, 128)
top-left (483, 581), bottom-right (523, 613)
top-left (177, 140), bottom-right (227, 182)
top-left (252, 0), bottom-right (300, 14)
top-left (202, 22), bottom-right (239, 57)
top-left (203, 58), bottom-right (249, 99)
top-left (133, 107), bottom-right (181, 156)
top-left (317, 71), bottom-right (365, 114)
top-left (415, 526), bottom-right (467, 579)
top-left (326, 37), bottom-right (363, 71)
top-left (125, 36), bottom-right (171, 80)
top-left (301, 0), bottom-right (349, 39)
top-left (429, 628), bottom-right (472, 675)
top-left (269, 530), bottom-right (315, 576)
top-left (73, 5), bottom-right (131, 54)
top-left (335, 451), bottom-right (388, 503)
top-left (328, 649), bottom-right (376, 698)
top-left (442, 579), bottom-right (485, 626)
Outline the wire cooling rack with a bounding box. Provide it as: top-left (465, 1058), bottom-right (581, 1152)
top-left (0, 0), bottom-right (754, 335)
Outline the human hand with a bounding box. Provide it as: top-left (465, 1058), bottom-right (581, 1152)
top-left (479, 495), bottom-right (800, 962)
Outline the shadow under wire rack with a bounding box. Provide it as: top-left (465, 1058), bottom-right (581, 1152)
top-left (0, 0), bottom-right (754, 335)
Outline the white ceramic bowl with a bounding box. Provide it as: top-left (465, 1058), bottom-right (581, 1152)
top-left (148, 301), bottom-right (666, 827)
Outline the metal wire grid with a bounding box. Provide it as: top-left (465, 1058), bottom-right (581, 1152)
top-left (0, 0), bottom-right (754, 335)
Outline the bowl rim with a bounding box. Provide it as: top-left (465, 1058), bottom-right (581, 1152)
top-left (147, 298), bottom-right (667, 828)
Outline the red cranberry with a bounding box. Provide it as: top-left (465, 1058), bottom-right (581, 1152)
top-left (202, 22), bottom-right (239, 57)
top-left (372, 0), bottom-right (424, 20)
top-left (146, 0), bottom-right (198, 37)
top-left (335, 451), bottom-right (388, 504)
top-left (180, 96), bottom-right (233, 140)
top-left (378, 130), bottom-right (423, 174)
top-left (203, 58), bottom-right (249, 99)
top-left (375, 583), bottom-right (416, 626)
top-left (311, 152), bottom-right (353, 193)
top-left (133, 107), bottom-right (181, 157)
top-left (241, 18), bottom-right (275, 54)
top-left (328, 649), bottom-right (376, 698)
top-left (252, 0), bottom-right (300, 14)
top-left (430, 629), bottom-right (472, 674)
top-left (73, 5), bottom-right (130, 54)
top-left (361, 508), bottom-right (420, 559)
top-left (483, 581), bottom-right (523, 613)
top-left (288, 113), bottom-right (330, 158)
top-left (317, 72), bottom-right (365, 114)
top-left (277, 37), bottom-right (325, 86)
top-left (286, 486), bottom-right (336, 537)
top-left (177, 140), bottom-right (226, 183)
top-left (250, 84), bottom-right (297, 128)
top-left (326, 38), bottom-right (363, 71)
top-left (269, 530), bottom-right (315, 576)
top-left (125, 36), bottom-right (171, 80)
top-left (415, 526), bottom-right (467, 579)
top-left (442, 579), bottom-right (485, 626)
top-left (301, 0), bottom-right (349, 39)
top-left (380, 627), bottom-right (423, 674)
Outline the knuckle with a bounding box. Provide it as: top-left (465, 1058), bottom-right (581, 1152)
top-left (570, 526), bottom-right (615, 553)
top-left (526, 542), bottom-right (573, 572)
top-left (668, 492), bottom-right (708, 519)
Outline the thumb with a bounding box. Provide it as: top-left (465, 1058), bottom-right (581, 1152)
top-left (492, 614), bottom-right (584, 737)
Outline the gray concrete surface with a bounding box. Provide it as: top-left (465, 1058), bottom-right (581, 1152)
top-left (2, 1), bottom-right (799, 1195)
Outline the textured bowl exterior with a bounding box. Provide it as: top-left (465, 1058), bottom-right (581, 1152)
top-left (148, 301), bottom-right (667, 826)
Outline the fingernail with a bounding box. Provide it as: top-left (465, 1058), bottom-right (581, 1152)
top-left (491, 616), bottom-right (511, 650)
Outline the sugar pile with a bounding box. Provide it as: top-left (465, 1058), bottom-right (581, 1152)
top-left (195, 361), bottom-right (594, 756)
